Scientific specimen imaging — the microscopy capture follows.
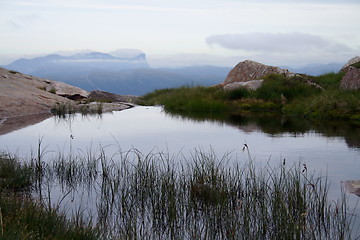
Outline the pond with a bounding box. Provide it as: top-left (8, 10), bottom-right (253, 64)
top-left (1, 106), bottom-right (360, 237)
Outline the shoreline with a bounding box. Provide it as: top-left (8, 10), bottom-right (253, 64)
top-left (0, 102), bottom-right (135, 135)
top-left (0, 112), bottom-right (52, 135)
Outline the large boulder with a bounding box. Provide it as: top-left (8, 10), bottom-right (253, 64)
top-left (340, 56), bottom-right (360, 73)
top-left (221, 60), bottom-right (296, 90)
top-left (339, 56), bottom-right (360, 90)
top-left (340, 66), bottom-right (360, 90)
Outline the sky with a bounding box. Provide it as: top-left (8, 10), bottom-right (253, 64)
top-left (0, 0), bottom-right (359, 67)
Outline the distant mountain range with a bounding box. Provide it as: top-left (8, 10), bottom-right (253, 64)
top-left (3, 51), bottom-right (231, 95)
top-left (3, 50), bottom-right (345, 95)
top-left (285, 62), bottom-right (344, 76)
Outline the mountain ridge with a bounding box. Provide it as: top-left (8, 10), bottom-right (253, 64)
top-left (3, 51), bottom-right (231, 95)
top-left (2, 50), bottom-right (348, 95)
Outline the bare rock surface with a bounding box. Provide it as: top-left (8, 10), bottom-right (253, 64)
top-left (223, 80), bottom-right (264, 91)
top-left (340, 66), bottom-right (360, 90)
top-left (340, 56), bottom-right (360, 73)
top-left (51, 81), bottom-right (89, 100)
top-left (0, 67), bottom-right (80, 119)
top-left (221, 60), bottom-right (296, 88)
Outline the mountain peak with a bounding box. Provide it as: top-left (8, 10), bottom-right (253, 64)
top-left (71, 52), bottom-right (117, 60)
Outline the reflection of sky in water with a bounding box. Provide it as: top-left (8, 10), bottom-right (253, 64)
top-left (1, 106), bottom-right (360, 179)
top-left (1, 106), bottom-right (360, 202)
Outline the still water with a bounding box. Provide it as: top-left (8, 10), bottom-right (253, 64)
top-left (1, 106), bottom-right (360, 232)
top-left (1, 106), bottom-right (360, 187)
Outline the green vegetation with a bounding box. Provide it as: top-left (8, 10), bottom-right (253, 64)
top-left (350, 62), bottom-right (360, 69)
top-left (140, 72), bottom-right (360, 121)
top-left (49, 87), bottom-right (57, 94)
top-left (51, 103), bottom-right (77, 117)
top-left (37, 86), bottom-right (47, 91)
top-left (0, 152), bottom-right (99, 239)
top-left (51, 102), bottom-right (103, 117)
top-left (8, 70), bottom-right (19, 74)
top-left (0, 153), bottom-right (33, 191)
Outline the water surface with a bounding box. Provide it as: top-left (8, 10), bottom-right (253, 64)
top-left (1, 106), bottom-right (360, 231)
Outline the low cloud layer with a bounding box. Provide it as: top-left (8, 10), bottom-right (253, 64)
top-left (206, 32), bottom-right (353, 53)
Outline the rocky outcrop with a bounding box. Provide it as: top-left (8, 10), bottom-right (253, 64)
top-left (340, 56), bottom-right (360, 73)
top-left (221, 60), bottom-right (297, 90)
top-left (0, 67), bottom-right (76, 119)
top-left (340, 66), bottom-right (360, 90)
top-left (0, 67), bottom-right (135, 134)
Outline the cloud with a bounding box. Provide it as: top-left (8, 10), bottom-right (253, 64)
top-left (206, 32), bottom-right (353, 53)
top-left (6, 20), bottom-right (22, 29)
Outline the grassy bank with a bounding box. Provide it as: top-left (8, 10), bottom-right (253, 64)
top-left (140, 72), bottom-right (360, 121)
top-left (0, 153), bottom-right (99, 239)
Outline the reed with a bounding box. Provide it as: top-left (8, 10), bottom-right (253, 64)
top-left (0, 152), bottom-right (100, 239)
top-left (51, 102), bottom-right (103, 118)
top-left (30, 146), bottom-right (359, 239)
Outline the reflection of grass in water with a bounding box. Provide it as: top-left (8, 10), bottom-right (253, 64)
top-left (31, 145), bottom-right (359, 239)
top-left (0, 152), bottom-right (99, 239)
top-left (51, 102), bottom-right (103, 118)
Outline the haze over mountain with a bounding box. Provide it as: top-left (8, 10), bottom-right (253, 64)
top-left (284, 62), bottom-right (344, 76)
top-left (3, 50), bottom-right (231, 95)
top-left (3, 49), bottom-right (347, 95)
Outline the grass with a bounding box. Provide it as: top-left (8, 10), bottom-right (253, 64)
top-left (8, 70), bottom-right (19, 74)
top-left (140, 72), bottom-right (360, 121)
top-left (0, 152), bottom-right (99, 239)
top-left (350, 62), bottom-right (360, 69)
top-left (0, 153), bottom-right (33, 191)
top-left (25, 146), bottom-right (359, 239)
top-left (49, 87), bottom-right (57, 94)
top-left (51, 102), bottom-right (103, 118)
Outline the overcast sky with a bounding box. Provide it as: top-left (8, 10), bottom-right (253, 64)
top-left (0, 0), bottom-right (359, 67)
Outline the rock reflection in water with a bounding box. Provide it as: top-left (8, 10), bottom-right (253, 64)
top-left (343, 180), bottom-right (360, 197)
